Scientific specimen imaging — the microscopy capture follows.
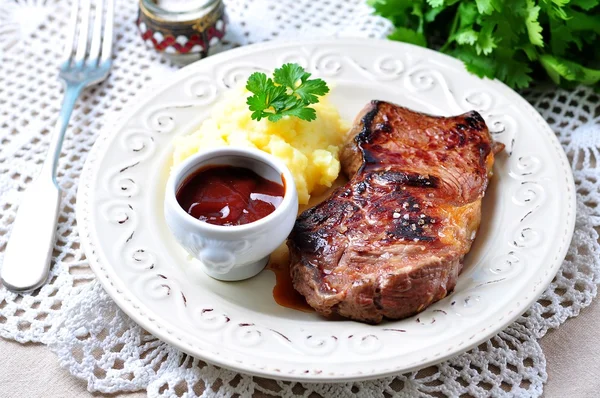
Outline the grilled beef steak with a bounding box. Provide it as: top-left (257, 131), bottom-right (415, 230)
top-left (287, 101), bottom-right (500, 323)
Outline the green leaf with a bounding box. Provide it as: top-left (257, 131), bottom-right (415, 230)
top-left (566, 10), bottom-right (600, 34)
top-left (266, 84), bottom-right (288, 111)
top-left (457, 2), bottom-right (479, 27)
top-left (476, 21), bottom-right (498, 55)
top-left (368, 0), bottom-right (416, 27)
top-left (426, 0), bottom-right (444, 7)
top-left (389, 27), bottom-right (428, 46)
top-left (546, 0), bottom-right (570, 6)
top-left (454, 29), bottom-right (478, 45)
top-left (273, 63), bottom-right (329, 104)
top-left (475, 0), bottom-right (498, 15)
top-left (247, 92), bottom-right (268, 112)
top-left (424, 0), bottom-right (461, 22)
top-left (525, 0), bottom-right (544, 47)
top-left (550, 22), bottom-right (573, 56)
top-left (267, 113), bottom-right (283, 122)
top-left (572, 0), bottom-right (600, 10)
top-left (246, 72), bottom-right (269, 95)
top-left (280, 106), bottom-right (317, 121)
top-left (273, 63), bottom-right (309, 90)
top-left (520, 43), bottom-right (540, 61)
top-left (540, 54), bottom-right (572, 84)
top-left (424, 6), bottom-right (446, 22)
top-left (295, 79), bottom-right (330, 104)
top-left (540, 54), bottom-right (600, 85)
top-left (495, 49), bottom-right (533, 89)
top-left (540, 0), bottom-right (569, 20)
top-left (453, 49), bottom-right (496, 78)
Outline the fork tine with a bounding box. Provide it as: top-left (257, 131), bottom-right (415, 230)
top-left (74, 0), bottom-right (91, 65)
top-left (63, 0), bottom-right (79, 64)
top-left (86, 0), bottom-right (104, 65)
top-left (100, 0), bottom-right (114, 63)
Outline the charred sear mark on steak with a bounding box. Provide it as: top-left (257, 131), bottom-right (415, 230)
top-left (386, 208), bottom-right (438, 243)
top-left (287, 101), bottom-right (499, 323)
top-left (386, 219), bottom-right (436, 242)
top-left (355, 101), bottom-right (381, 145)
top-left (464, 111), bottom-right (486, 130)
top-left (374, 122), bottom-right (393, 133)
top-left (292, 194), bottom-right (361, 257)
top-left (371, 170), bottom-right (440, 188)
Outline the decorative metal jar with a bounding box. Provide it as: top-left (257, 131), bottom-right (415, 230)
top-left (137, 0), bottom-right (226, 65)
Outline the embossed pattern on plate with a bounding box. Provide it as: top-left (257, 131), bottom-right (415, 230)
top-left (76, 39), bottom-right (576, 381)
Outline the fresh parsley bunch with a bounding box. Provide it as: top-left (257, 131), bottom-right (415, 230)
top-left (246, 63), bottom-right (330, 122)
top-left (369, 0), bottom-right (600, 89)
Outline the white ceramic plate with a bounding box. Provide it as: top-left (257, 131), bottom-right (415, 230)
top-left (77, 39), bottom-right (576, 382)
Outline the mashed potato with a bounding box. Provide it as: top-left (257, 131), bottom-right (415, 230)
top-left (172, 85), bottom-right (350, 204)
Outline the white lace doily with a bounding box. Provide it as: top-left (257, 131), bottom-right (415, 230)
top-left (0, 0), bottom-right (598, 396)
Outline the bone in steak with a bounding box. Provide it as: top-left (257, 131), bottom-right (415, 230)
top-left (287, 101), bottom-right (501, 324)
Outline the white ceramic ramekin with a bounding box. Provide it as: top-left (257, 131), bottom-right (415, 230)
top-left (164, 147), bottom-right (298, 281)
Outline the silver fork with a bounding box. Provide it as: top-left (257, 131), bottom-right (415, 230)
top-left (1, 0), bottom-right (114, 292)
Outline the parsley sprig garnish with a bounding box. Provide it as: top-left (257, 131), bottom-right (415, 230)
top-left (246, 63), bottom-right (330, 122)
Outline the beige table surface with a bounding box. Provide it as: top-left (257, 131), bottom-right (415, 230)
top-left (1, 297), bottom-right (600, 397)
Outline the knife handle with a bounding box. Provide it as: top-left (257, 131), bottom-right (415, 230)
top-left (1, 178), bottom-right (61, 292)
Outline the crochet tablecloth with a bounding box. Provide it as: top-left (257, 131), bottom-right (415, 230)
top-left (0, 0), bottom-right (599, 396)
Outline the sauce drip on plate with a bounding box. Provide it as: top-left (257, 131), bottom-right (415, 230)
top-left (267, 262), bottom-right (314, 313)
top-left (177, 165), bottom-right (285, 226)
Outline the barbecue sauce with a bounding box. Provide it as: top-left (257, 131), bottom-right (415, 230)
top-left (176, 165), bottom-right (285, 226)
